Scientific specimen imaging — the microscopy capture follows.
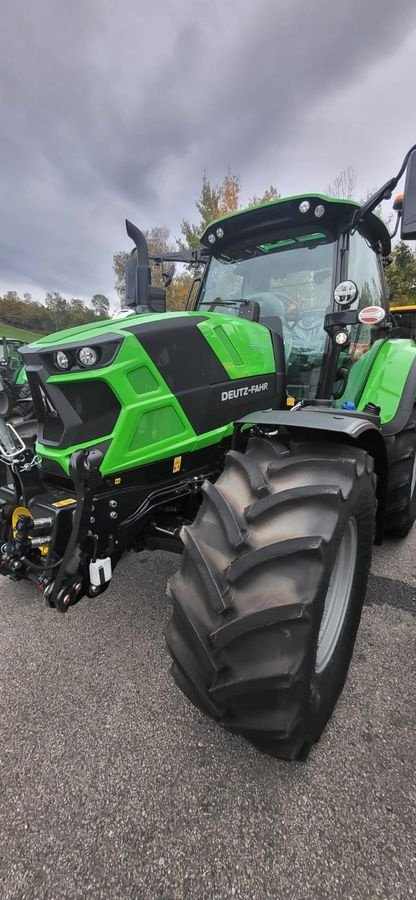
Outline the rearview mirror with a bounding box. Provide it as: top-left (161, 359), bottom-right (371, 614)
top-left (162, 263), bottom-right (175, 288)
top-left (148, 286), bottom-right (166, 314)
top-left (401, 149), bottom-right (416, 240)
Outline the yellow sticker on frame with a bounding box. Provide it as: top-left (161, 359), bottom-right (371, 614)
top-left (173, 456), bottom-right (182, 473)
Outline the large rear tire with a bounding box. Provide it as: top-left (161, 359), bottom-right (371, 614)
top-left (166, 437), bottom-right (376, 760)
top-left (385, 406), bottom-right (416, 537)
top-left (17, 383), bottom-right (34, 421)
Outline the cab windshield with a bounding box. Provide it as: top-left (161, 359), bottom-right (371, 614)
top-left (197, 239), bottom-right (335, 399)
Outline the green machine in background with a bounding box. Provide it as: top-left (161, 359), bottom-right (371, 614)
top-left (0, 338), bottom-right (33, 419)
top-left (0, 145), bottom-right (416, 761)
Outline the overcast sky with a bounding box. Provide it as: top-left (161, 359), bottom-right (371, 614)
top-left (1, 0), bottom-right (416, 304)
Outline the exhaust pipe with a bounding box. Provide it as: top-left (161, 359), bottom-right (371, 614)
top-left (125, 219), bottom-right (151, 311)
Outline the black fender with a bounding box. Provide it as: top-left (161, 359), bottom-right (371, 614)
top-left (235, 407), bottom-right (387, 543)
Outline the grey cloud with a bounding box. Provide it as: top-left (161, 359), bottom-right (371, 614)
top-left (0, 0), bottom-right (416, 300)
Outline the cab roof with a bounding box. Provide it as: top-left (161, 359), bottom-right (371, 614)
top-left (200, 194), bottom-right (391, 259)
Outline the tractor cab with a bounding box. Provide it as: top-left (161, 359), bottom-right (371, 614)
top-left (0, 339), bottom-right (24, 377)
top-left (193, 194), bottom-right (391, 404)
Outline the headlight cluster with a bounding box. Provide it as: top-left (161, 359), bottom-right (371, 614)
top-left (54, 346), bottom-right (100, 371)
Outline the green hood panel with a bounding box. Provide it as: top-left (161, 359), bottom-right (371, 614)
top-left (337, 338), bottom-right (416, 425)
top-left (357, 338), bottom-right (416, 424)
top-left (31, 312), bottom-right (278, 476)
top-left (30, 311), bottom-right (203, 348)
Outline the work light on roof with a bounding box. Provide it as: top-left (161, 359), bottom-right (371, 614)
top-left (314, 204), bottom-right (325, 218)
top-left (208, 233), bottom-right (216, 244)
top-left (216, 227), bottom-right (224, 238)
top-left (299, 201), bottom-right (310, 213)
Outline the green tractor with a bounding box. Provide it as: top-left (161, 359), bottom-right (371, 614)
top-left (1, 146), bottom-right (416, 761)
top-left (0, 338), bottom-right (33, 420)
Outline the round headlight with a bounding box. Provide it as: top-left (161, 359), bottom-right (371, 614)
top-left (299, 200), bottom-right (310, 213)
top-left (55, 350), bottom-right (70, 370)
top-left (207, 233), bottom-right (216, 244)
top-left (314, 204), bottom-right (325, 218)
top-left (78, 346), bottom-right (98, 367)
top-left (216, 227), bottom-right (224, 238)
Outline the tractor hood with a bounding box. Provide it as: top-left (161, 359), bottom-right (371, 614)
top-left (29, 310), bottom-right (167, 348)
top-left (19, 311), bottom-right (282, 477)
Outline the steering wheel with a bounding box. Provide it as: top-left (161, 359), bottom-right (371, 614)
top-left (266, 290), bottom-right (292, 308)
top-left (286, 307), bottom-right (325, 331)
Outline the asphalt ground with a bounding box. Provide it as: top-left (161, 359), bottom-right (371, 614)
top-left (0, 532), bottom-right (415, 899)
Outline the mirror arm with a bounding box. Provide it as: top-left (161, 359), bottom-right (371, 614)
top-left (389, 209), bottom-right (402, 240)
top-left (149, 248), bottom-right (209, 266)
top-left (351, 142), bottom-right (416, 229)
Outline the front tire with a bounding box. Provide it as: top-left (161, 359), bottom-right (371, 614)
top-left (0, 388), bottom-right (13, 419)
top-left (166, 437), bottom-right (376, 760)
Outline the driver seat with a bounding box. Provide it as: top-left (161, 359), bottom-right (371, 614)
top-left (246, 291), bottom-right (285, 337)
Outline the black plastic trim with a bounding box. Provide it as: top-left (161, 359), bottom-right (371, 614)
top-left (127, 315), bottom-right (284, 433)
top-left (179, 374), bottom-right (280, 434)
top-left (27, 364), bottom-right (121, 449)
top-left (125, 316), bottom-right (228, 391)
top-left (20, 334), bottom-right (122, 375)
top-left (236, 407), bottom-right (381, 438)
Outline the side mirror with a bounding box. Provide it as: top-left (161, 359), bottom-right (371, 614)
top-left (162, 263), bottom-right (175, 288)
top-left (401, 149), bottom-right (416, 240)
top-left (148, 286), bottom-right (166, 314)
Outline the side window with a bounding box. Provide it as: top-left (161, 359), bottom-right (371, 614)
top-left (345, 233), bottom-right (385, 366)
top-left (348, 232), bottom-right (384, 307)
top-left (186, 278), bottom-right (202, 310)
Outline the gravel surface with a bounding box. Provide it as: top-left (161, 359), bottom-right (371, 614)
top-left (0, 534), bottom-right (415, 900)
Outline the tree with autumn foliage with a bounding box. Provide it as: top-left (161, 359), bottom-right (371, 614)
top-left (179, 172), bottom-right (279, 253)
top-left (179, 171), bottom-right (241, 253)
top-left (387, 241), bottom-right (416, 305)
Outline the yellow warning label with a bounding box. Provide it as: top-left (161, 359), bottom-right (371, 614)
top-left (173, 455), bottom-right (182, 473)
top-left (52, 498), bottom-right (77, 508)
top-left (114, 477), bottom-right (122, 485)
top-left (286, 397), bottom-right (296, 407)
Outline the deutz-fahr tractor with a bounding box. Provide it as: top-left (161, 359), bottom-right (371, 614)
top-left (1, 146), bottom-right (416, 761)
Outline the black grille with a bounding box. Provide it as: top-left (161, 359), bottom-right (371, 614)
top-left (28, 373), bottom-right (121, 448)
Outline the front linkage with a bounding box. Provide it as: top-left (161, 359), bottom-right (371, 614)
top-left (0, 421), bottom-right (215, 613)
top-left (0, 434), bottom-right (106, 612)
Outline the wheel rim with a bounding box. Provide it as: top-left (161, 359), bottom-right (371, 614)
top-left (315, 517), bottom-right (358, 674)
top-left (410, 453), bottom-right (416, 499)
